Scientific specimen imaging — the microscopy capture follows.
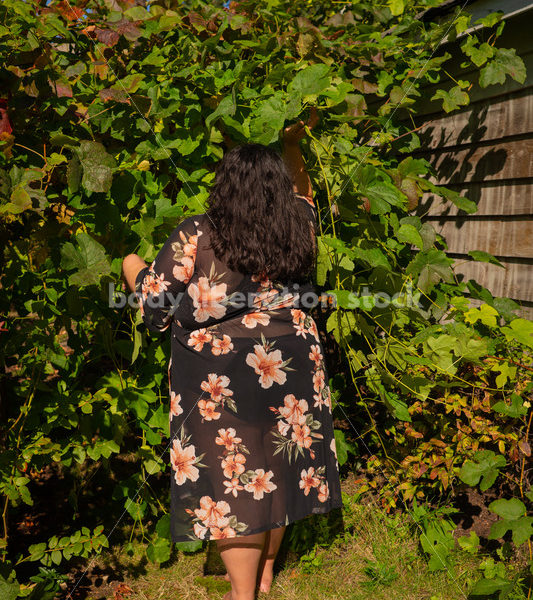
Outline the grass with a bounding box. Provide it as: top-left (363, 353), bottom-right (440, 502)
top-left (70, 475), bottom-right (496, 600)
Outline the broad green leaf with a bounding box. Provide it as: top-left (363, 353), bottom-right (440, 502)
top-left (470, 577), bottom-right (514, 596)
top-left (500, 318), bottom-right (533, 348)
top-left (287, 64), bottom-right (331, 98)
top-left (464, 304), bottom-right (499, 327)
top-left (60, 233), bottom-right (111, 287)
top-left (489, 498), bottom-right (525, 521)
top-left (479, 48), bottom-right (526, 87)
top-left (468, 250), bottom-right (504, 268)
top-left (388, 0), bottom-right (404, 16)
top-left (146, 536), bottom-right (171, 563)
top-left (462, 36), bottom-right (494, 67)
top-left (396, 223), bottom-right (424, 249)
top-left (459, 450), bottom-right (506, 491)
top-left (492, 393), bottom-right (528, 417)
top-left (333, 429), bottom-right (353, 466)
top-left (406, 249), bottom-right (454, 293)
top-left (77, 141), bottom-right (117, 193)
top-left (431, 86), bottom-right (469, 113)
top-left (491, 360), bottom-right (517, 388)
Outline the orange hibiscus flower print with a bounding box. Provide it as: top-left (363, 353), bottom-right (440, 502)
top-left (170, 438), bottom-right (201, 485)
top-left (188, 276), bottom-right (227, 322)
top-left (170, 391), bottom-right (183, 420)
top-left (200, 373), bottom-right (234, 402)
top-left (215, 427), bottom-right (242, 451)
top-left (221, 453), bottom-right (247, 478)
top-left (299, 467), bottom-right (321, 495)
top-left (318, 481), bottom-right (330, 503)
top-left (210, 525), bottom-right (237, 539)
top-left (198, 399), bottom-right (221, 421)
top-left (211, 334), bottom-right (233, 355)
top-left (223, 477), bottom-right (244, 498)
top-left (173, 255), bottom-right (194, 283)
top-left (188, 329), bottom-right (213, 352)
top-left (291, 424), bottom-right (313, 449)
top-left (241, 312), bottom-right (271, 329)
top-left (278, 394), bottom-right (308, 426)
top-left (244, 469), bottom-right (277, 500)
top-left (194, 496), bottom-right (231, 528)
top-left (245, 334), bottom-right (293, 389)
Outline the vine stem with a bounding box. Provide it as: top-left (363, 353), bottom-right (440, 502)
top-left (484, 355), bottom-right (533, 372)
top-left (519, 408), bottom-right (532, 600)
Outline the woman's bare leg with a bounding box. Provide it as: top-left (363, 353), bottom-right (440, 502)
top-left (217, 531), bottom-right (266, 600)
top-left (223, 525), bottom-right (286, 593)
top-left (256, 525), bottom-right (286, 592)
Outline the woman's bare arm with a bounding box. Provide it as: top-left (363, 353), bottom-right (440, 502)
top-left (122, 253), bottom-right (148, 292)
top-left (282, 107), bottom-right (319, 199)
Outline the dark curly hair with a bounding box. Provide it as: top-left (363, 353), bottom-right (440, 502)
top-left (205, 143), bottom-right (317, 282)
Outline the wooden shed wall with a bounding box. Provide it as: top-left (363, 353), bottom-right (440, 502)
top-left (411, 6), bottom-right (533, 317)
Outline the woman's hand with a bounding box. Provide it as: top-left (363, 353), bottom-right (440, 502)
top-left (282, 107), bottom-right (319, 146)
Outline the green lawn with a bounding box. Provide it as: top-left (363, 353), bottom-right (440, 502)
top-left (71, 475), bottom-right (485, 600)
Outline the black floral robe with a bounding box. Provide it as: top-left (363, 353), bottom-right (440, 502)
top-left (135, 195), bottom-right (343, 542)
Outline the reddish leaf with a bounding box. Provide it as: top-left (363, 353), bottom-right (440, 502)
top-left (95, 28), bottom-right (120, 47)
top-left (0, 101), bottom-right (12, 135)
top-left (55, 1), bottom-right (84, 21)
top-left (114, 18), bottom-right (142, 41)
top-left (49, 79), bottom-right (73, 98)
top-left (518, 439), bottom-right (531, 457)
top-left (99, 88), bottom-right (131, 104)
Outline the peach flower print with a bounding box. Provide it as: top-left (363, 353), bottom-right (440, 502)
top-left (330, 437), bottom-right (337, 458)
top-left (308, 344), bottom-right (323, 366)
top-left (279, 394), bottom-right (308, 426)
top-left (193, 522), bottom-right (208, 539)
top-left (141, 269), bottom-right (170, 299)
top-left (212, 334), bottom-right (233, 355)
top-left (241, 312), bottom-right (271, 329)
top-left (200, 373), bottom-right (234, 403)
top-left (313, 369), bottom-right (326, 393)
top-left (170, 391), bottom-right (183, 420)
top-left (308, 319), bottom-right (320, 342)
top-left (318, 481), bottom-right (330, 503)
top-left (188, 329), bottom-right (212, 352)
top-left (173, 255), bottom-right (194, 283)
top-left (245, 344), bottom-right (287, 389)
top-left (179, 230), bottom-right (199, 257)
top-left (277, 420), bottom-right (290, 436)
top-left (223, 477), bottom-right (245, 498)
top-left (198, 399), bottom-right (221, 421)
top-left (291, 424), bottom-right (313, 449)
top-left (215, 428), bottom-right (242, 451)
top-left (194, 496), bottom-right (231, 528)
top-left (221, 453), bottom-right (246, 478)
top-left (188, 276), bottom-right (227, 322)
top-left (244, 469), bottom-right (277, 500)
top-left (210, 526), bottom-right (237, 539)
top-left (299, 467), bottom-right (321, 495)
top-left (170, 438), bottom-right (200, 485)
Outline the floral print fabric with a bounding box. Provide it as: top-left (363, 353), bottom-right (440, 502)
top-left (135, 195), bottom-right (342, 542)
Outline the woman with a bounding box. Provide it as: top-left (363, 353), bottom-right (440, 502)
top-left (122, 110), bottom-right (342, 600)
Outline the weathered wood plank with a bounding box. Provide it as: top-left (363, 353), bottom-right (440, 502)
top-left (419, 181), bottom-right (533, 216)
top-left (425, 138), bottom-right (533, 184)
top-left (428, 218), bottom-right (533, 258)
top-left (452, 258), bottom-right (533, 303)
top-left (415, 90), bottom-right (533, 150)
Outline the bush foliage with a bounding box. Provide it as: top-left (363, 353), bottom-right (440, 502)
top-left (0, 0), bottom-right (531, 597)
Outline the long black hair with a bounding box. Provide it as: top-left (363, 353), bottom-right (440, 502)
top-left (204, 143), bottom-right (316, 282)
